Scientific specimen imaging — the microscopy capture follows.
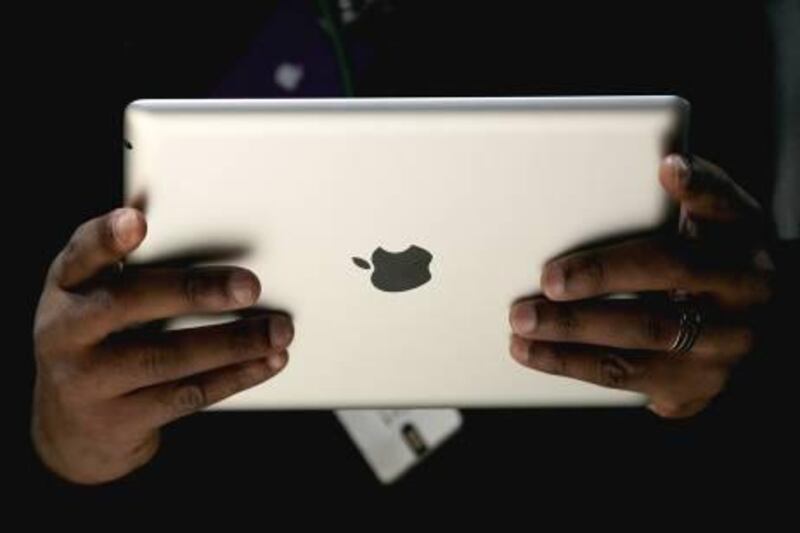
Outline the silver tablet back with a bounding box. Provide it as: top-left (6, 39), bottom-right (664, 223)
top-left (124, 96), bottom-right (688, 409)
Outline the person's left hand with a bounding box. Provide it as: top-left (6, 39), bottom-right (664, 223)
top-left (508, 154), bottom-right (775, 418)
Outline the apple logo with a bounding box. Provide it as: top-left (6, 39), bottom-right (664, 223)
top-left (352, 245), bottom-right (433, 292)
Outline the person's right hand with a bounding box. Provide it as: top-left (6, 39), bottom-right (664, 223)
top-left (31, 207), bottom-right (294, 484)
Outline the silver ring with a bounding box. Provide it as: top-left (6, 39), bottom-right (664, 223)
top-left (668, 302), bottom-right (703, 356)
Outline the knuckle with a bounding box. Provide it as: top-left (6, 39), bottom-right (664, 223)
top-left (534, 343), bottom-right (566, 374)
top-left (553, 305), bottom-right (580, 334)
top-left (572, 253), bottom-right (606, 290)
top-left (172, 384), bottom-right (207, 414)
top-left (181, 270), bottom-right (205, 307)
top-left (180, 269), bottom-right (228, 308)
top-left (137, 341), bottom-right (172, 381)
top-left (597, 354), bottom-right (630, 388)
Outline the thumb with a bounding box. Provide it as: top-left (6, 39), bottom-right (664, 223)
top-left (659, 154), bottom-right (761, 224)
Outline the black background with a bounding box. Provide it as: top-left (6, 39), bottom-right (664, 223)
top-left (22, 1), bottom-right (792, 513)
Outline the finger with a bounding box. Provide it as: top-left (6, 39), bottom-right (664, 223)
top-left (647, 399), bottom-right (709, 419)
top-left (509, 298), bottom-right (753, 358)
top-left (60, 266), bottom-right (262, 345)
top-left (123, 354), bottom-right (287, 429)
top-left (131, 244), bottom-right (251, 270)
top-left (510, 336), bottom-right (728, 408)
top-left (49, 208), bottom-right (147, 290)
top-left (541, 237), bottom-right (772, 308)
top-left (93, 315), bottom-right (294, 395)
top-left (509, 336), bottom-right (654, 393)
top-left (659, 154), bottom-right (761, 223)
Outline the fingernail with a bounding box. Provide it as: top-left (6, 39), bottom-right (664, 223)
top-left (228, 270), bottom-right (258, 305)
top-left (668, 154), bottom-right (690, 185)
top-left (267, 350), bottom-right (287, 372)
top-left (269, 315), bottom-right (294, 348)
top-left (510, 301), bottom-right (538, 334)
top-left (510, 336), bottom-right (530, 364)
top-left (112, 209), bottom-right (139, 247)
top-left (543, 265), bottom-right (566, 298)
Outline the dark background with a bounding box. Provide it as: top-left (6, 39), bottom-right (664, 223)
top-left (23, 1), bottom-right (792, 511)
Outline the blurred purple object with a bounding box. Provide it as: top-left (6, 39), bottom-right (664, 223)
top-left (210, 0), bottom-right (372, 98)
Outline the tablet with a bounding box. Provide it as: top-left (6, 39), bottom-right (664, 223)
top-left (124, 96), bottom-right (689, 409)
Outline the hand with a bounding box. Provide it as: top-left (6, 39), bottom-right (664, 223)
top-left (508, 154), bottom-right (774, 418)
top-left (31, 208), bottom-right (294, 484)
